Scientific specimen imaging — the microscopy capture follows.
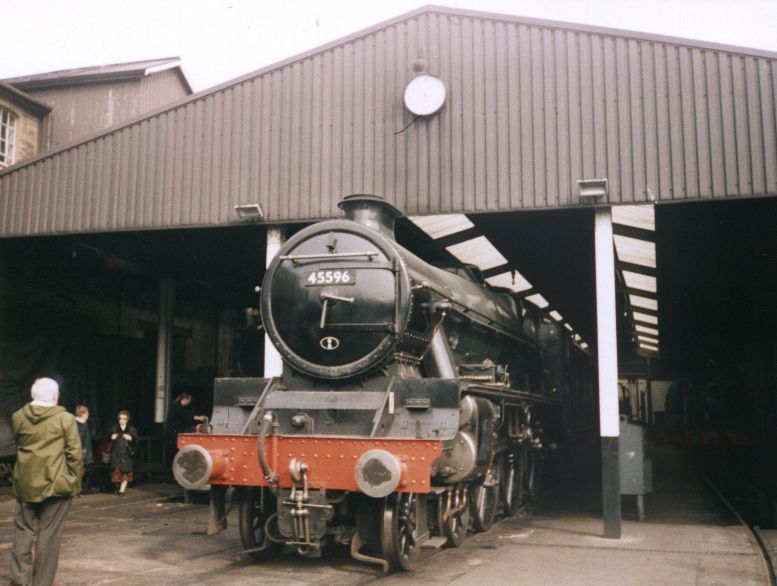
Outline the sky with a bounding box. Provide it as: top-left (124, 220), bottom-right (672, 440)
top-left (3, 0), bottom-right (777, 92)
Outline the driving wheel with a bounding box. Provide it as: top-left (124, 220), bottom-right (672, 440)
top-left (471, 466), bottom-right (500, 533)
top-left (500, 448), bottom-right (527, 516)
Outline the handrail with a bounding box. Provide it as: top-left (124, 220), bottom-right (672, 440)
top-left (280, 251), bottom-right (378, 262)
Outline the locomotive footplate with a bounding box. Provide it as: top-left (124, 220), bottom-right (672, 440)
top-left (176, 433), bottom-right (442, 493)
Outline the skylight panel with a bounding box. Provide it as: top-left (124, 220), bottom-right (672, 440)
top-left (614, 206), bottom-right (660, 356)
top-left (632, 312), bottom-right (658, 325)
top-left (622, 271), bottom-right (657, 293)
top-left (635, 324), bottom-right (659, 336)
top-left (611, 205), bottom-right (655, 231)
top-left (564, 323), bottom-right (573, 332)
top-left (580, 342), bottom-right (589, 350)
top-left (614, 235), bottom-right (656, 268)
top-left (485, 271), bottom-right (532, 293)
top-left (549, 310), bottom-right (563, 322)
top-left (573, 333), bottom-right (582, 342)
top-left (630, 295), bottom-right (658, 311)
top-left (409, 214), bottom-right (474, 239)
top-left (525, 293), bottom-right (549, 309)
top-left (446, 236), bottom-right (507, 271)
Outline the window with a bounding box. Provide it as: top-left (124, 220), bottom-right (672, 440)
top-left (0, 107), bottom-right (17, 168)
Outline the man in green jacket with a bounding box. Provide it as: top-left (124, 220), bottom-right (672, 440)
top-left (9, 377), bottom-right (83, 586)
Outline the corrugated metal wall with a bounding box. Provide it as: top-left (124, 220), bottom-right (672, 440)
top-left (1, 7), bottom-right (776, 236)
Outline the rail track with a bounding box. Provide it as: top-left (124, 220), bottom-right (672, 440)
top-left (706, 477), bottom-right (776, 586)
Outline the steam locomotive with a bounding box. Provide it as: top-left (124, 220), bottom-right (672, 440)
top-left (173, 195), bottom-right (580, 571)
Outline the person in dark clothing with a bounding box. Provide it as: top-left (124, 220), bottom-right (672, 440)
top-left (165, 393), bottom-right (206, 502)
top-left (75, 405), bottom-right (94, 493)
top-left (109, 410), bottom-right (139, 497)
top-left (165, 393), bottom-right (206, 460)
top-left (10, 377), bottom-right (82, 586)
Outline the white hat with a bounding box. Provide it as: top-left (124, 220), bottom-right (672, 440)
top-left (31, 378), bottom-right (59, 407)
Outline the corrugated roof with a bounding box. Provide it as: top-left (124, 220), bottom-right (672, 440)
top-left (1, 5), bottom-right (776, 237)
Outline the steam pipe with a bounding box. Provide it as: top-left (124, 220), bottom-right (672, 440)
top-left (257, 412), bottom-right (278, 483)
top-left (426, 328), bottom-right (457, 379)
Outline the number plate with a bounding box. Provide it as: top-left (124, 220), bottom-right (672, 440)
top-left (305, 269), bottom-right (356, 286)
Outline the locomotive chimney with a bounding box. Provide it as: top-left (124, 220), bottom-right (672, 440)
top-left (338, 194), bottom-right (403, 239)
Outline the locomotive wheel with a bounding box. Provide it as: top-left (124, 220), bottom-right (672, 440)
top-left (500, 448), bottom-right (527, 516)
top-left (471, 469), bottom-right (500, 533)
top-left (381, 492), bottom-right (419, 571)
top-left (524, 446), bottom-right (542, 501)
top-left (440, 488), bottom-right (469, 547)
top-left (239, 487), bottom-right (284, 561)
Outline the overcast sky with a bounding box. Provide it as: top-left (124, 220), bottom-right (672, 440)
top-left (3, 0), bottom-right (776, 92)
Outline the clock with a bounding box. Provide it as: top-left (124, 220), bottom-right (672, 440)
top-left (403, 74), bottom-right (446, 116)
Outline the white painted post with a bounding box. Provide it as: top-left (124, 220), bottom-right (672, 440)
top-left (264, 227), bottom-right (284, 377)
top-left (596, 208), bottom-right (619, 437)
top-left (595, 207), bottom-right (621, 538)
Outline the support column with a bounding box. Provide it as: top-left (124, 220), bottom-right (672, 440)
top-left (264, 227), bottom-right (284, 377)
top-left (646, 357), bottom-right (654, 426)
top-left (595, 208), bottom-right (621, 539)
top-left (154, 279), bottom-right (175, 423)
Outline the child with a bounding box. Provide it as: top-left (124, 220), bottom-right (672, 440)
top-left (75, 405), bottom-right (94, 493)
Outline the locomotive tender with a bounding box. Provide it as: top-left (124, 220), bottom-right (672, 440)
top-left (173, 194), bottom-right (574, 571)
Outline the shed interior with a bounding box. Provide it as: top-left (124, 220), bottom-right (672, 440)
top-left (1, 196), bottom-right (775, 514)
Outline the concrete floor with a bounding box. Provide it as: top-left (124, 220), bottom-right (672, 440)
top-left (0, 444), bottom-right (766, 585)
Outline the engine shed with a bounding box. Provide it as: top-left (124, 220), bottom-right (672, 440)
top-left (1, 5), bottom-right (776, 541)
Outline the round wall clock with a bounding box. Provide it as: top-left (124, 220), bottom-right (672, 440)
top-left (403, 74), bottom-right (446, 116)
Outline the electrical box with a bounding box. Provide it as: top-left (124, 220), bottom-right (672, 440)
top-left (619, 415), bottom-right (653, 494)
top-left (619, 415), bottom-right (653, 520)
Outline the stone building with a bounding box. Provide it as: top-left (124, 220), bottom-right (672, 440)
top-left (0, 83), bottom-right (49, 168)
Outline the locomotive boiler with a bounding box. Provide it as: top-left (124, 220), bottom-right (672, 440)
top-left (173, 194), bottom-right (571, 571)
